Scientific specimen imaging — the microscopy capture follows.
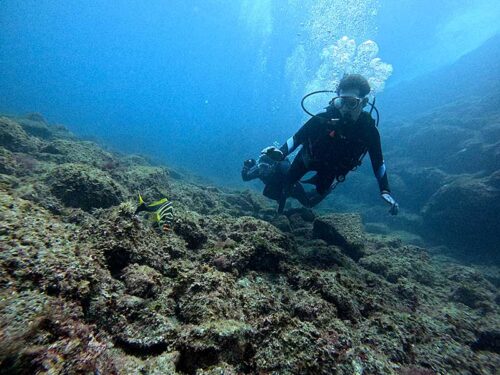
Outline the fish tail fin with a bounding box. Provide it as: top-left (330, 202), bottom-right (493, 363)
top-left (135, 193), bottom-right (146, 214)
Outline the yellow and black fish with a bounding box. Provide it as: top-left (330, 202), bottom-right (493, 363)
top-left (135, 194), bottom-right (174, 232)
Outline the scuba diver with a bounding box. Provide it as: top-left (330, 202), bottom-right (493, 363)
top-left (241, 147), bottom-right (324, 209)
top-left (265, 73), bottom-right (399, 215)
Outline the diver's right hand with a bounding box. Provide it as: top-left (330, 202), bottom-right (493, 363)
top-left (381, 192), bottom-right (399, 216)
top-left (261, 146), bottom-right (285, 161)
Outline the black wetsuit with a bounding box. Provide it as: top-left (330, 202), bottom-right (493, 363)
top-left (241, 157), bottom-right (313, 207)
top-left (280, 107), bottom-right (390, 201)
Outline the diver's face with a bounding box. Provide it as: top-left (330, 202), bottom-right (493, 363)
top-left (336, 88), bottom-right (367, 122)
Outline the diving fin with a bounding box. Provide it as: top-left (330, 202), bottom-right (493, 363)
top-left (301, 174), bottom-right (319, 185)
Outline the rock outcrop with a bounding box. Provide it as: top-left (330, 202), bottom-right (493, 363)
top-left (0, 114), bottom-right (499, 374)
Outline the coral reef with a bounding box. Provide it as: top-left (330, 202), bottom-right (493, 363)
top-left (0, 114), bottom-right (499, 374)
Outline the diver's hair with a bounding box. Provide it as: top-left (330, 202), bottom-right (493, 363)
top-left (336, 74), bottom-right (371, 97)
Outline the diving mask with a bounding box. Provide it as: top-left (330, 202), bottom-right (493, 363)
top-left (331, 96), bottom-right (363, 111)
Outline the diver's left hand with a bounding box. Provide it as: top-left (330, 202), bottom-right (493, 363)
top-left (381, 192), bottom-right (399, 215)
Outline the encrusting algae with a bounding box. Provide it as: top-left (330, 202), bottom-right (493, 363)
top-left (0, 114), bottom-right (499, 374)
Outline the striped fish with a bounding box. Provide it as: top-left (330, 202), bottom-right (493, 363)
top-left (135, 194), bottom-right (174, 231)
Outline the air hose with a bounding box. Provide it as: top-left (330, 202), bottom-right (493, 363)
top-left (300, 90), bottom-right (379, 127)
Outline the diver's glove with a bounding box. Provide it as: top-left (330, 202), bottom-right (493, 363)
top-left (381, 191), bottom-right (399, 216)
top-left (261, 146), bottom-right (285, 161)
top-left (242, 159), bottom-right (259, 181)
top-left (243, 159), bottom-right (257, 170)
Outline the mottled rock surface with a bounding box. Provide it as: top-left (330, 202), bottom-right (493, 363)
top-left (0, 115), bottom-right (499, 375)
top-left (422, 173), bottom-right (500, 254)
top-left (313, 213), bottom-right (366, 260)
top-left (48, 163), bottom-right (124, 211)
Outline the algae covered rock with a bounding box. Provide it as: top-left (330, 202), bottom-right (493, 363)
top-left (450, 283), bottom-right (494, 310)
top-left (120, 165), bottom-right (170, 198)
top-left (2, 108), bottom-right (500, 374)
top-left (298, 241), bottom-right (350, 269)
top-left (15, 114), bottom-right (73, 141)
top-left (38, 139), bottom-right (117, 167)
top-left (177, 267), bottom-right (244, 324)
top-left (422, 173), bottom-right (500, 257)
top-left (122, 263), bottom-right (163, 298)
top-left (206, 216), bottom-right (293, 274)
top-left (254, 318), bottom-right (324, 374)
top-left (359, 245), bottom-right (436, 285)
top-left (472, 329), bottom-right (500, 353)
top-left (16, 115), bottom-right (53, 139)
top-left (0, 291), bottom-right (115, 374)
top-left (270, 214), bottom-right (292, 232)
top-left (82, 203), bottom-right (173, 276)
top-left (0, 148), bottom-right (17, 175)
top-left (174, 211), bottom-right (208, 250)
top-left (48, 163), bottom-right (124, 211)
top-left (114, 310), bottom-right (178, 354)
top-left (313, 213), bottom-right (366, 260)
top-left (176, 319), bottom-right (255, 374)
top-left (0, 116), bottom-right (39, 152)
top-left (223, 190), bottom-right (264, 214)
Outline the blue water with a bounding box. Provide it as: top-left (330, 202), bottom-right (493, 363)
top-left (1, 0), bottom-right (499, 185)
